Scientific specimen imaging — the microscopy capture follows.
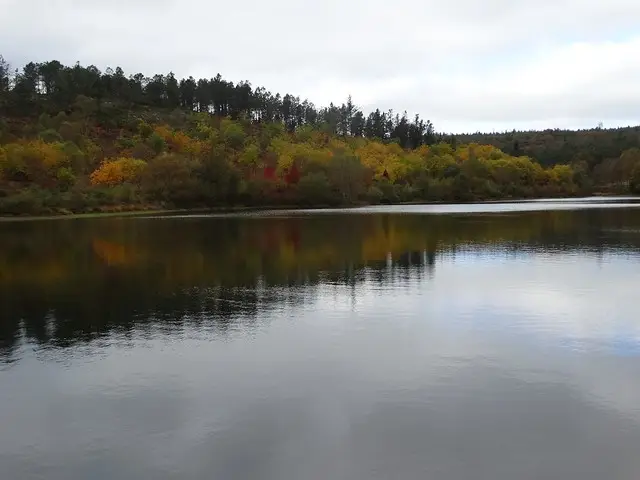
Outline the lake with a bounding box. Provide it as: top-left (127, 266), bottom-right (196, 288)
top-left (2, 197), bottom-right (640, 479)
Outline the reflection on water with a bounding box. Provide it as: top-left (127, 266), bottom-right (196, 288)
top-left (2, 200), bottom-right (640, 479)
top-left (3, 205), bottom-right (640, 360)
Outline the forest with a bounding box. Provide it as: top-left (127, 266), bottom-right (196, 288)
top-left (1, 56), bottom-right (640, 215)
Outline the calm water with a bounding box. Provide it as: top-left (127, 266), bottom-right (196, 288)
top-left (2, 198), bottom-right (640, 480)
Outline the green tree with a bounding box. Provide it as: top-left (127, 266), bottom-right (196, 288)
top-left (327, 150), bottom-right (368, 203)
top-left (198, 148), bottom-right (240, 203)
top-left (297, 172), bottom-right (335, 205)
top-left (0, 55), bottom-right (10, 108)
top-left (141, 153), bottom-right (200, 205)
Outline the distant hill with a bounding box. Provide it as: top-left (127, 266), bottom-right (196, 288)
top-left (448, 126), bottom-right (640, 167)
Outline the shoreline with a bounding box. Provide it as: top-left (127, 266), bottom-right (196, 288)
top-left (0, 193), bottom-right (634, 222)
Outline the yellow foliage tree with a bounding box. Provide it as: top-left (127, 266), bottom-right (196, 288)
top-left (152, 125), bottom-right (202, 156)
top-left (356, 141), bottom-right (402, 181)
top-left (549, 164), bottom-right (574, 185)
top-left (90, 158), bottom-right (147, 186)
top-left (423, 153), bottom-right (456, 178)
top-left (0, 140), bottom-right (68, 184)
top-left (239, 143), bottom-right (260, 169)
top-left (394, 152), bottom-right (425, 182)
top-left (153, 125), bottom-right (173, 144)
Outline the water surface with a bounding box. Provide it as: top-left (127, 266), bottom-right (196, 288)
top-left (2, 198), bottom-right (640, 479)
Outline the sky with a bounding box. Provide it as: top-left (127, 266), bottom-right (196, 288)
top-left (2, 0), bottom-right (640, 133)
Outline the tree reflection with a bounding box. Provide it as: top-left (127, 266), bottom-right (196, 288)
top-left (2, 208), bottom-right (640, 362)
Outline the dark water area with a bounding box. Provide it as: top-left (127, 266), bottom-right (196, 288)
top-left (2, 198), bottom-right (640, 479)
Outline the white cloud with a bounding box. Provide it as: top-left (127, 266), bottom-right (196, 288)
top-left (1, 0), bottom-right (640, 132)
top-left (412, 36), bottom-right (640, 132)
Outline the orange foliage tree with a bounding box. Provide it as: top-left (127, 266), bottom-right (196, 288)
top-left (90, 158), bottom-right (147, 186)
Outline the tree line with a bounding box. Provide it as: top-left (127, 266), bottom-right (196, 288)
top-left (0, 56), bottom-right (436, 149)
top-left (450, 126), bottom-right (640, 169)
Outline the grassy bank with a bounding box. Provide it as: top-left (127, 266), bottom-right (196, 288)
top-left (2, 191), bottom-right (616, 222)
top-left (0, 208), bottom-right (184, 221)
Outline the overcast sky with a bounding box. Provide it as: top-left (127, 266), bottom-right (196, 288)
top-left (2, 0), bottom-right (640, 133)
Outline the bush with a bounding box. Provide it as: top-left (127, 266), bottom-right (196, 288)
top-left (397, 183), bottom-right (418, 202)
top-left (80, 139), bottom-right (103, 170)
top-left (424, 178), bottom-right (454, 202)
top-left (478, 179), bottom-right (502, 199)
top-left (198, 151), bottom-right (240, 203)
top-left (0, 118), bottom-right (7, 142)
top-left (0, 140), bottom-right (68, 185)
top-left (0, 144), bottom-right (26, 181)
top-left (138, 121), bottom-right (154, 139)
top-left (52, 112), bottom-right (67, 129)
top-left (0, 188), bottom-right (47, 215)
top-left (129, 142), bottom-right (156, 161)
top-left (630, 165), bottom-right (640, 194)
top-left (58, 122), bottom-right (81, 142)
top-left (116, 135), bottom-right (136, 149)
top-left (148, 132), bottom-right (166, 154)
top-left (366, 185), bottom-right (384, 204)
top-left (56, 167), bottom-right (76, 191)
top-left (375, 179), bottom-right (399, 203)
top-left (111, 184), bottom-right (141, 204)
top-left (61, 141), bottom-right (87, 173)
top-left (38, 113), bottom-right (53, 130)
top-left (297, 172), bottom-right (335, 205)
top-left (141, 153), bottom-right (200, 205)
top-left (90, 158), bottom-right (147, 186)
top-left (38, 129), bottom-right (63, 143)
top-left (221, 119), bottom-right (245, 150)
top-left (239, 177), bottom-right (279, 205)
top-left (60, 187), bottom-right (93, 212)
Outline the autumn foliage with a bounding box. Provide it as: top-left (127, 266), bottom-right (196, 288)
top-left (89, 157), bottom-right (147, 186)
top-left (0, 139), bottom-right (74, 187)
top-left (0, 112), bottom-right (628, 215)
top-left (1, 56), bottom-right (639, 215)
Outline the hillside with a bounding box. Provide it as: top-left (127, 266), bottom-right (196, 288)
top-left (450, 126), bottom-right (640, 173)
top-left (1, 57), bottom-right (640, 215)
